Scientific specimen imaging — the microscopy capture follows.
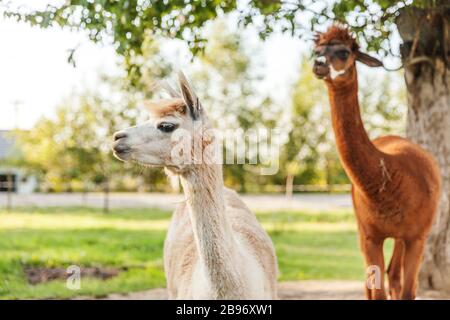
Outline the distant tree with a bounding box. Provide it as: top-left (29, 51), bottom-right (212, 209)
top-left (15, 89), bottom-right (137, 211)
top-left (190, 20), bottom-right (279, 192)
top-left (4, 0), bottom-right (236, 83)
top-left (125, 36), bottom-right (173, 95)
top-left (283, 58), bottom-right (328, 195)
top-left (359, 73), bottom-right (407, 138)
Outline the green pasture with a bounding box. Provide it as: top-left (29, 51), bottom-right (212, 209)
top-left (0, 207), bottom-right (394, 299)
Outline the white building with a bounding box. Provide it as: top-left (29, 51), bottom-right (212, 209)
top-left (0, 130), bottom-right (37, 194)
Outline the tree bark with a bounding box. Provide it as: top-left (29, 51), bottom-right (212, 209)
top-left (405, 58), bottom-right (450, 292)
top-left (103, 177), bottom-right (110, 213)
top-left (285, 174), bottom-right (294, 199)
top-left (398, 6), bottom-right (450, 292)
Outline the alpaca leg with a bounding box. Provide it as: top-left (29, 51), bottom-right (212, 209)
top-left (400, 238), bottom-right (425, 300)
top-left (387, 239), bottom-right (404, 300)
top-left (359, 235), bottom-right (387, 300)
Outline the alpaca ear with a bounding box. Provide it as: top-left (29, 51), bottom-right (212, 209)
top-left (355, 51), bottom-right (383, 68)
top-left (160, 80), bottom-right (181, 98)
top-left (178, 71), bottom-right (202, 120)
top-left (313, 31), bottom-right (323, 45)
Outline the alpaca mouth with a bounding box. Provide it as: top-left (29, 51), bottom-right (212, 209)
top-left (112, 143), bottom-right (132, 161)
top-left (113, 149), bottom-right (132, 161)
top-left (313, 64), bottom-right (329, 79)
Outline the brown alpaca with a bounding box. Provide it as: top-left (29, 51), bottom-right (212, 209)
top-left (312, 24), bottom-right (441, 300)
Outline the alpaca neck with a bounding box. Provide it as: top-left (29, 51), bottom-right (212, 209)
top-left (180, 164), bottom-right (243, 298)
top-left (326, 71), bottom-right (387, 196)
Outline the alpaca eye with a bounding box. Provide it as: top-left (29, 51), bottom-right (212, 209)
top-left (157, 122), bottom-right (178, 133)
top-left (335, 50), bottom-right (350, 60)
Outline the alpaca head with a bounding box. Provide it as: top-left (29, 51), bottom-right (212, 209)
top-left (312, 23), bottom-right (383, 84)
top-left (112, 72), bottom-right (216, 174)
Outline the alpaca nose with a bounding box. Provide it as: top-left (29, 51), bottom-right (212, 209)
top-left (114, 131), bottom-right (127, 141)
top-left (314, 55), bottom-right (327, 66)
top-left (313, 56), bottom-right (330, 79)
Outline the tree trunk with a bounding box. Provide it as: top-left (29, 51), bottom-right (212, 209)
top-left (238, 165), bottom-right (247, 193)
top-left (103, 177), bottom-right (110, 213)
top-left (398, 6), bottom-right (450, 292)
top-left (406, 58), bottom-right (450, 292)
top-left (82, 181), bottom-right (88, 206)
top-left (285, 174), bottom-right (294, 199)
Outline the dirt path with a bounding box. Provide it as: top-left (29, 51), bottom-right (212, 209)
top-left (1, 192), bottom-right (352, 211)
top-left (98, 280), bottom-right (364, 300)
top-left (93, 280), bottom-right (450, 300)
top-left (97, 280), bottom-right (364, 300)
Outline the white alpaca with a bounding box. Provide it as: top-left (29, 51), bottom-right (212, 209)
top-left (112, 72), bottom-right (278, 299)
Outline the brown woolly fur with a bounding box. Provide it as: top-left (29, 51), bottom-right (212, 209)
top-left (313, 24), bottom-right (441, 300)
top-left (145, 98), bottom-right (186, 117)
top-left (315, 23), bottom-right (359, 51)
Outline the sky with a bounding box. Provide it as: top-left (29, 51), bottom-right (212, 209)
top-left (0, 14), bottom-right (120, 130)
top-left (0, 1), bottom-right (401, 131)
top-left (0, 15), bottom-right (307, 130)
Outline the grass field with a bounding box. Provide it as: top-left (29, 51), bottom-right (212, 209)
top-left (0, 206), bottom-right (394, 299)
